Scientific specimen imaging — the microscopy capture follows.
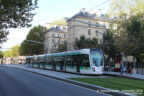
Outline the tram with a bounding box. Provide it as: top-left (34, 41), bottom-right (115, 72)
top-left (25, 49), bottom-right (104, 75)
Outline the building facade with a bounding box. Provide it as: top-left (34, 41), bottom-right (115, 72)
top-left (66, 9), bottom-right (116, 51)
top-left (3, 56), bottom-right (26, 64)
top-left (44, 25), bottom-right (67, 53)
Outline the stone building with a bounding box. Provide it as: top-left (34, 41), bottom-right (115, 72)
top-left (44, 25), bottom-right (67, 53)
top-left (66, 9), bottom-right (116, 51)
top-left (3, 56), bottom-right (26, 64)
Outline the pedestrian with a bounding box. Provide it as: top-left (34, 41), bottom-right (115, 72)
top-left (120, 62), bottom-right (124, 75)
top-left (131, 61), bottom-right (135, 74)
top-left (127, 61), bottom-right (131, 74)
top-left (105, 61), bottom-right (109, 72)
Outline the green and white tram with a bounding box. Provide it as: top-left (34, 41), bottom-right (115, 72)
top-left (26, 49), bottom-right (104, 75)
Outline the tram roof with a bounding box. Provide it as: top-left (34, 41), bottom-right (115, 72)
top-left (26, 49), bottom-right (102, 58)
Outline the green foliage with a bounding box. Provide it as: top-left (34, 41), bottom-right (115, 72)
top-left (109, 0), bottom-right (144, 16)
top-left (20, 25), bottom-right (47, 55)
top-left (0, 30), bottom-right (9, 44)
top-left (74, 36), bottom-right (101, 50)
top-left (57, 41), bottom-right (67, 52)
top-left (115, 13), bottom-right (144, 58)
top-left (3, 45), bottom-right (20, 57)
top-left (47, 19), bottom-right (67, 29)
top-left (0, 0), bottom-right (38, 29)
top-left (104, 29), bottom-right (118, 60)
top-left (0, 0), bottom-right (38, 46)
top-left (11, 45), bottom-right (20, 57)
top-left (0, 50), bottom-right (3, 58)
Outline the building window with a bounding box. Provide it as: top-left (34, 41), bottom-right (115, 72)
top-left (88, 29), bottom-right (91, 35)
top-left (52, 45), bottom-right (55, 49)
top-left (52, 39), bottom-right (55, 43)
top-left (95, 30), bottom-right (98, 36)
top-left (88, 21), bottom-right (91, 26)
top-left (64, 34), bottom-right (66, 38)
top-left (52, 33), bottom-right (55, 37)
top-left (103, 23), bottom-right (106, 27)
top-left (58, 39), bottom-right (60, 44)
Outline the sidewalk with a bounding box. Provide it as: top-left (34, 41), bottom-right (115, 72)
top-left (5, 64), bottom-right (92, 79)
top-left (104, 71), bottom-right (144, 80)
top-left (5, 64), bottom-right (144, 80)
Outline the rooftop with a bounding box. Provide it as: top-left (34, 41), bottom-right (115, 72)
top-left (69, 8), bottom-right (117, 21)
top-left (47, 25), bottom-right (67, 32)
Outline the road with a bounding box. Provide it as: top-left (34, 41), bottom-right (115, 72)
top-left (0, 66), bottom-right (109, 96)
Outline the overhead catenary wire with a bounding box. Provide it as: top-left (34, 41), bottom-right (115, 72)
top-left (87, 0), bottom-right (111, 12)
top-left (65, 0), bottom-right (110, 33)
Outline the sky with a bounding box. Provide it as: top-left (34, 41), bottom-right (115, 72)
top-left (1, 0), bottom-right (111, 51)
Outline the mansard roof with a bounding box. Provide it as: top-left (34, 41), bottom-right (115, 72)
top-left (47, 25), bottom-right (67, 32)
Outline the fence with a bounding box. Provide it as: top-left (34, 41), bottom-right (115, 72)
top-left (135, 62), bottom-right (144, 75)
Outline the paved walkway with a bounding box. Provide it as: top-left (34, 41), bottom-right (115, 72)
top-left (4, 64), bottom-right (94, 79)
top-left (3, 64), bottom-right (144, 80)
top-left (104, 71), bottom-right (144, 80)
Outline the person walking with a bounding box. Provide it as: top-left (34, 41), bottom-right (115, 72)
top-left (120, 62), bottom-right (124, 75)
top-left (131, 61), bottom-right (135, 74)
top-left (127, 61), bottom-right (132, 74)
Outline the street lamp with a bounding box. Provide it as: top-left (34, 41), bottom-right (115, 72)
top-left (26, 40), bottom-right (49, 54)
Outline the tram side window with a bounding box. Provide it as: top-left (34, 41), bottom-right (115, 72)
top-left (57, 56), bottom-right (64, 65)
top-left (26, 58), bottom-right (30, 64)
top-left (66, 55), bottom-right (72, 66)
top-left (82, 54), bottom-right (90, 67)
top-left (34, 57), bottom-right (37, 64)
top-left (72, 55), bottom-right (82, 66)
top-left (54, 56), bottom-right (60, 65)
top-left (101, 59), bottom-right (103, 66)
top-left (45, 56), bottom-right (50, 64)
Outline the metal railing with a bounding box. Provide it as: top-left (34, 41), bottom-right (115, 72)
top-left (136, 62), bottom-right (144, 75)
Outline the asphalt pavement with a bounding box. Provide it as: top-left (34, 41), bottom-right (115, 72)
top-left (0, 66), bottom-right (109, 96)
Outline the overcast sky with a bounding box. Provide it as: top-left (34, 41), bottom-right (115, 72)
top-left (1, 0), bottom-right (110, 51)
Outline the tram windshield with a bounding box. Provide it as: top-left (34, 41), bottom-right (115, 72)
top-left (90, 49), bottom-right (103, 67)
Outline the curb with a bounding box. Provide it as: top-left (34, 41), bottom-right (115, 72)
top-left (103, 73), bottom-right (144, 81)
top-left (6, 66), bottom-right (134, 96)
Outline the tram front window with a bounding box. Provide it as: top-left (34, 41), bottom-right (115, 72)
top-left (90, 49), bottom-right (103, 67)
top-left (92, 58), bottom-right (97, 66)
top-left (92, 58), bottom-right (101, 67)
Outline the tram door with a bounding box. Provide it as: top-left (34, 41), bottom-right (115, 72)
top-left (75, 55), bottom-right (80, 73)
top-left (52, 56), bottom-right (56, 70)
top-left (76, 63), bottom-right (80, 73)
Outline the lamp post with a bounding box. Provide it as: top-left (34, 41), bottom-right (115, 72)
top-left (26, 40), bottom-right (49, 54)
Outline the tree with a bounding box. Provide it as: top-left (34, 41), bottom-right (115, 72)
top-left (115, 13), bottom-right (144, 62)
top-left (0, 0), bottom-right (38, 45)
top-left (47, 19), bottom-right (67, 29)
top-left (20, 25), bottom-right (47, 55)
top-left (109, 0), bottom-right (144, 16)
top-left (57, 41), bottom-right (67, 52)
top-left (104, 29), bottom-right (118, 61)
top-left (0, 0), bottom-right (38, 29)
top-left (11, 45), bottom-right (20, 57)
top-left (3, 45), bottom-right (20, 57)
top-left (0, 30), bottom-right (9, 46)
top-left (74, 36), bottom-right (100, 50)
top-left (0, 50), bottom-right (3, 58)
